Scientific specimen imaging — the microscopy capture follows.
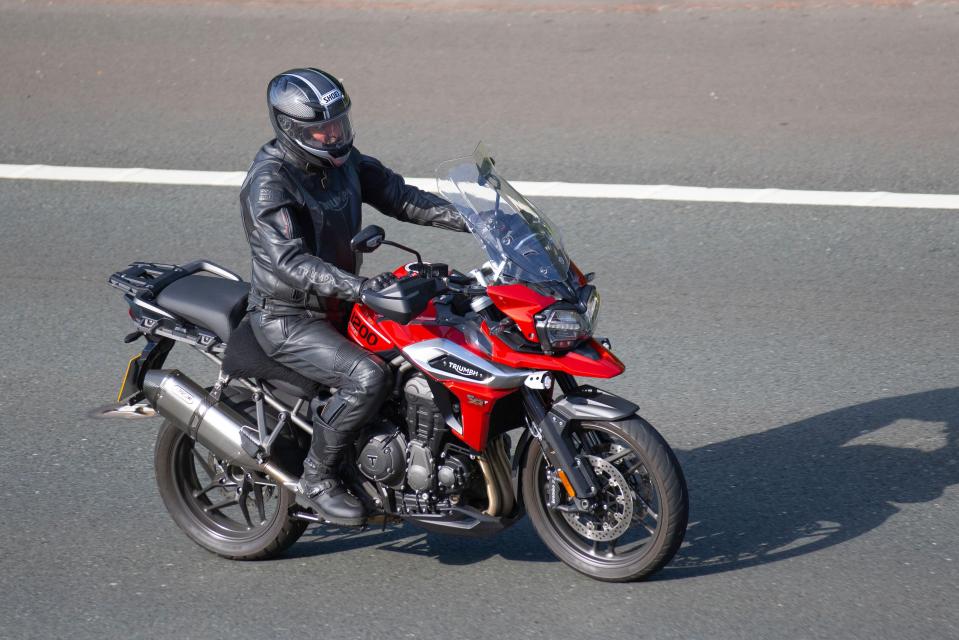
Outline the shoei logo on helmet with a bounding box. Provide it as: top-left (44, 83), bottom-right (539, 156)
top-left (319, 89), bottom-right (344, 106)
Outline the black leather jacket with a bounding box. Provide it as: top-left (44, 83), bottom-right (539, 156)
top-left (240, 140), bottom-right (467, 313)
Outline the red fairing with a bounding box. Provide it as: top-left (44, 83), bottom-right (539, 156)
top-left (347, 305), bottom-right (395, 354)
top-left (483, 324), bottom-right (625, 378)
top-left (442, 381), bottom-right (515, 450)
top-left (350, 302), bottom-right (511, 450)
top-left (347, 267), bottom-right (623, 451)
top-left (485, 284), bottom-right (554, 344)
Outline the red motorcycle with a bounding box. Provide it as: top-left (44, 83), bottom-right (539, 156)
top-left (108, 145), bottom-right (688, 582)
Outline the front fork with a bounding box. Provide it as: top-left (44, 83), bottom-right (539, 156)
top-left (521, 382), bottom-right (601, 502)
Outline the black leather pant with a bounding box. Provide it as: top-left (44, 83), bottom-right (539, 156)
top-left (249, 309), bottom-right (390, 477)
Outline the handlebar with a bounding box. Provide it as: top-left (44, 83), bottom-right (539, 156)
top-left (362, 268), bottom-right (490, 325)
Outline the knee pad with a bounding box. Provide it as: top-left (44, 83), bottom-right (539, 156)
top-left (319, 394), bottom-right (355, 431)
top-left (349, 355), bottom-right (391, 399)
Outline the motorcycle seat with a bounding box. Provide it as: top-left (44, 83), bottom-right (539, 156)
top-left (155, 274), bottom-right (249, 341)
top-left (221, 318), bottom-right (324, 400)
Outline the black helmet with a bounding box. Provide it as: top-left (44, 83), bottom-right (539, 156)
top-left (267, 68), bottom-right (354, 168)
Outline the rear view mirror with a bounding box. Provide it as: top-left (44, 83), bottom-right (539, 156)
top-left (351, 225), bottom-right (386, 253)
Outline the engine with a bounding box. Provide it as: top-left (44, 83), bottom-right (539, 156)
top-left (436, 452), bottom-right (473, 491)
top-left (402, 374), bottom-right (475, 495)
top-left (356, 422), bottom-right (407, 488)
top-left (357, 373), bottom-right (476, 503)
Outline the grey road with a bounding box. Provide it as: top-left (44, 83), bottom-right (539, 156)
top-left (1, 1), bottom-right (957, 639)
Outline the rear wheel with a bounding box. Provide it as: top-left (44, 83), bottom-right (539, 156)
top-left (521, 416), bottom-right (688, 582)
top-left (154, 420), bottom-right (307, 560)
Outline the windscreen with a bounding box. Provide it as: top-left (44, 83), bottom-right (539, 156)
top-left (435, 144), bottom-right (571, 284)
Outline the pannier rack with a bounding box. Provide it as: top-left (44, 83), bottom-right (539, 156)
top-left (108, 260), bottom-right (245, 352)
top-left (108, 260), bottom-right (243, 299)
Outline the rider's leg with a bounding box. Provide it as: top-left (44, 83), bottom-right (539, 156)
top-left (250, 310), bottom-right (390, 523)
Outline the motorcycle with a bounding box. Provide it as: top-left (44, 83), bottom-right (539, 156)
top-left (107, 145), bottom-right (688, 582)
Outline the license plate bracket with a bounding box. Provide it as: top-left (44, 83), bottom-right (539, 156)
top-left (117, 353), bottom-right (141, 403)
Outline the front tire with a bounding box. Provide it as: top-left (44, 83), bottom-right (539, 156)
top-left (154, 420), bottom-right (307, 560)
top-left (521, 416), bottom-right (688, 582)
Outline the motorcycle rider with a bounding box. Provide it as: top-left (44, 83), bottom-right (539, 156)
top-left (240, 68), bottom-right (469, 525)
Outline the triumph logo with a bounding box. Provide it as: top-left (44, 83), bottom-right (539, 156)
top-left (448, 361), bottom-right (480, 377)
top-left (431, 356), bottom-right (487, 381)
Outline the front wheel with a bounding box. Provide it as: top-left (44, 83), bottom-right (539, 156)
top-left (521, 416), bottom-right (688, 582)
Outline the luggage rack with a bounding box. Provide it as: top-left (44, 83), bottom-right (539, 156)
top-left (137, 313), bottom-right (223, 350)
top-left (109, 260), bottom-right (245, 351)
top-left (108, 260), bottom-right (243, 300)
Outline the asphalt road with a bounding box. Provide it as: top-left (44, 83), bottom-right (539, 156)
top-left (1, 1), bottom-right (957, 639)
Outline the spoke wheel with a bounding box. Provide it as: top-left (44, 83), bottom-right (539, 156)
top-left (522, 416), bottom-right (688, 582)
top-left (155, 420), bottom-right (307, 560)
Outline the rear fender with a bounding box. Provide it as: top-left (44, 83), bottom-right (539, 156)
top-left (121, 337), bottom-right (175, 403)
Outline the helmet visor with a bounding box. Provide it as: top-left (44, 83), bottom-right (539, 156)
top-left (292, 112), bottom-right (354, 153)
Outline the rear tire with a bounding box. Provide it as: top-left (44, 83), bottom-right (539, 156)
top-left (154, 420), bottom-right (307, 560)
top-left (521, 415), bottom-right (688, 582)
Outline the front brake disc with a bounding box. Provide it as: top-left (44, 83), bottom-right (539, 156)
top-left (561, 455), bottom-right (633, 541)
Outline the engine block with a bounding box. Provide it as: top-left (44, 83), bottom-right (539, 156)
top-left (403, 374), bottom-right (444, 442)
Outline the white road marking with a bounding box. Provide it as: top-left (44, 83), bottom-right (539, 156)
top-left (0, 164), bottom-right (243, 186)
top-left (1, 163), bottom-right (958, 210)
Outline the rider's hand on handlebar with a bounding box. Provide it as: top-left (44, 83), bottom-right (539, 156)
top-left (360, 272), bottom-right (398, 294)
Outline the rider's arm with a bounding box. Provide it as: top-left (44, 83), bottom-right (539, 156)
top-left (244, 170), bottom-right (365, 300)
top-left (356, 152), bottom-right (469, 232)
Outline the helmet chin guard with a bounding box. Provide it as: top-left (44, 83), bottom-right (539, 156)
top-left (267, 68), bottom-right (354, 168)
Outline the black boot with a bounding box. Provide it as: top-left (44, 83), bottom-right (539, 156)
top-left (296, 419), bottom-right (366, 526)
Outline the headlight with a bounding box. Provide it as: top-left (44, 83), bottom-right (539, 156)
top-left (535, 289), bottom-right (601, 353)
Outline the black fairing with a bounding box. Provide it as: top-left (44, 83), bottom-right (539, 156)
top-left (402, 506), bottom-right (524, 538)
top-left (551, 386), bottom-right (639, 422)
top-left (361, 277), bottom-right (445, 324)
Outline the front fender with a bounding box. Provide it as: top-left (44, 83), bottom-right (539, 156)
top-left (514, 386), bottom-right (639, 501)
top-left (511, 429), bottom-right (536, 502)
top-left (551, 386), bottom-right (639, 422)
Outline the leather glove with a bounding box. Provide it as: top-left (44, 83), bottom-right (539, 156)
top-left (361, 272), bottom-right (398, 294)
top-left (435, 205), bottom-right (471, 233)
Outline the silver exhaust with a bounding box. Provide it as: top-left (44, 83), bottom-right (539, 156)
top-left (142, 369), bottom-right (299, 487)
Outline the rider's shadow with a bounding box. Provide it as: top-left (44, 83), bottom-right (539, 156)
top-left (662, 386), bottom-right (959, 579)
top-left (288, 388), bottom-right (959, 575)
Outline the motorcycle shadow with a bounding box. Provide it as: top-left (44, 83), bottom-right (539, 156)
top-left (287, 516), bottom-right (557, 565)
top-left (286, 387), bottom-right (959, 576)
top-left (660, 386), bottom-right (959, 580)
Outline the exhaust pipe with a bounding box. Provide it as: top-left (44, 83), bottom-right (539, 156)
top-left (143, 369), bottom-right (299, 487)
